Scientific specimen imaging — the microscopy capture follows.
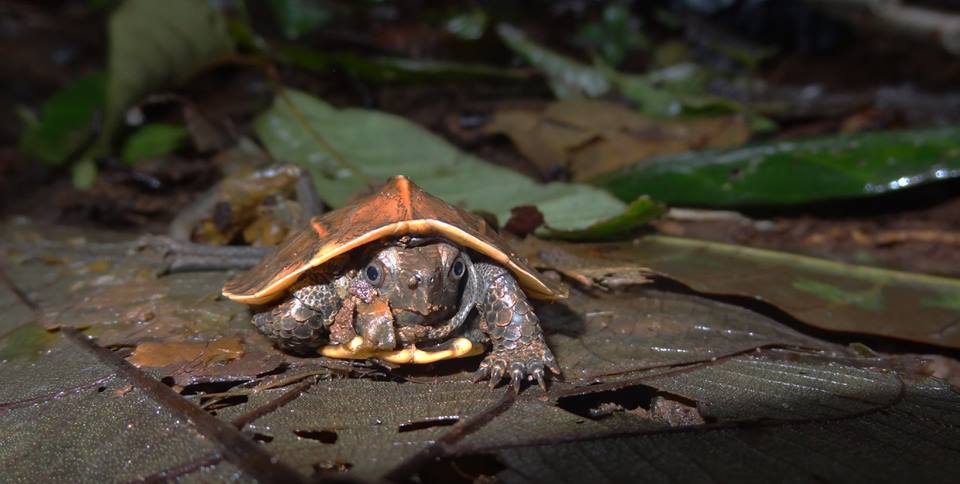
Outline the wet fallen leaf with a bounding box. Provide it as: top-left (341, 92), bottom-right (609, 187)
top-left (0, 337), bottom-right (247, 482)
top-left (0, 222), bottom-right (252, 350)
top-left (541, 288), bottom-right (831, 381)
top-left (602, 235), bottom-right (960, 349)
top-left (446, 372), bottom-right (959, 484)
top-left (127, 335), bottom-right (288, 387)
top-left (486, 100), bottom-right (749, 180)
top-left (0, 324), bottom-right (59, 363)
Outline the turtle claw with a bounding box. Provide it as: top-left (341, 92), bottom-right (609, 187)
top-left (510, 375), bottom-right (523, 394)
top-left (472, 364), bottom-right (490, 383)
top-left (488, 361), bottom-right (507, 389)
top-left (533, 368), bottom-right (547, 392)
top-left (475, 341), bottom-right (560, 391)
top-left (509, 363), bottom-right (525, 393)
top-left (547, 360), bottom-right (561, 377)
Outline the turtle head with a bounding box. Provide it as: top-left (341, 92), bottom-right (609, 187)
top-left (361, 241), bottom-right (466, 327)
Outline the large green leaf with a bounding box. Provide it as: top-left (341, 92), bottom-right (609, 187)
top-left (254, 89), bottom-right (650, 233)
top-left (592, 127), bottom-right (960, 206)
top-left (102, 0), bottom-right (233, 144)
top-left (546, 196), bottom-right (666, 240)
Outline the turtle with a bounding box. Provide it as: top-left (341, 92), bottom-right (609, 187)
top-left (222, 175), bottom-right (565, 389)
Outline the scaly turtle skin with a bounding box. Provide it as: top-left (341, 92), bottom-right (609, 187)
top-left (222, 175), bottom-right (565, 389)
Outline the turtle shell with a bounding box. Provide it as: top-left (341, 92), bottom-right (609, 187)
top-left (222, 175), bottom-right (566, 305)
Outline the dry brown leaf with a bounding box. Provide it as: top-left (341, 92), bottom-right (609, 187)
top-left (128, 336), bottom-right (244, 368)
top-left (511, 235), bottom-right (654, 290)
top-left (485, 99), bottom-right (750, 181)
top-left (504, 205), bottom-right (546, 237)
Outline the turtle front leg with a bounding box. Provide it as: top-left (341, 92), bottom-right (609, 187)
top-left (472, 262), bottom-right (561, 391)
top-left (251, 277), bottom-right (344, 354)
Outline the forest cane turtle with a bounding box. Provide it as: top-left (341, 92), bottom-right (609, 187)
top-left (222, 175), bottom-right (565, 389)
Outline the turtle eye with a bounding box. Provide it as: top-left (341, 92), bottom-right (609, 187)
top-left (450, 258), bottom-right (466, 279)
top-left (364, 262), bottom-right (384, 286)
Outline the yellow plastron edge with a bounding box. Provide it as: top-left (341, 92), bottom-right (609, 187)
top-left (319, 336), bottom-right (483, 364)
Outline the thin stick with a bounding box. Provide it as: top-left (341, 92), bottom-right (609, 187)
top-left (809, 0), bottom-right (960, 55)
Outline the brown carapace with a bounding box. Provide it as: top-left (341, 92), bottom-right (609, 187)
top-left (222, 175), bottom-right (566, 305)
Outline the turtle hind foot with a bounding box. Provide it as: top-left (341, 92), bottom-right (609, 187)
top-left (473, 340), bottom-right (560, 393)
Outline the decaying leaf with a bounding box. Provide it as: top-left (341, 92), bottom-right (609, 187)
top-left (611, 235), bottom-right (960, 349)
top-left (192, 164), bottom-right (304, 246)
top-left (486, 100), bottom-right (749, 180)
top-left (540, 288), bottom-right (832, 381)
top-left (128, 336), bottom-right (244, 368)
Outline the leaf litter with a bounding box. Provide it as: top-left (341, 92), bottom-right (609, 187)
top-left (254, 88), bottom-right (660, 238)
top-left (4, 220), bottom-right (959, 482)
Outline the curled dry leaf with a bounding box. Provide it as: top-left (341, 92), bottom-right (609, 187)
top-left (192, 164), bottom-right (304, 246)
top-left (504, 205), bottom-right (546, 237)
top-left (485, 99), bottom-right (749, 181)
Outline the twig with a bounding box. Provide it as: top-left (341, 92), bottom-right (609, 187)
top-left (384, 389), bottom-right (517, 482)
top-left (230, 378), bottom-right (315, 429)
top-left (809, 0), bottom-right (960, 55)
top-left (63, 327), bottom-right (307, 484)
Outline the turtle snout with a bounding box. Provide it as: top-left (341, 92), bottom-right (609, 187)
top-left (406, 272), bottom-right (421, 289)
top-left (404, 270), bottom-right (437, 290)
